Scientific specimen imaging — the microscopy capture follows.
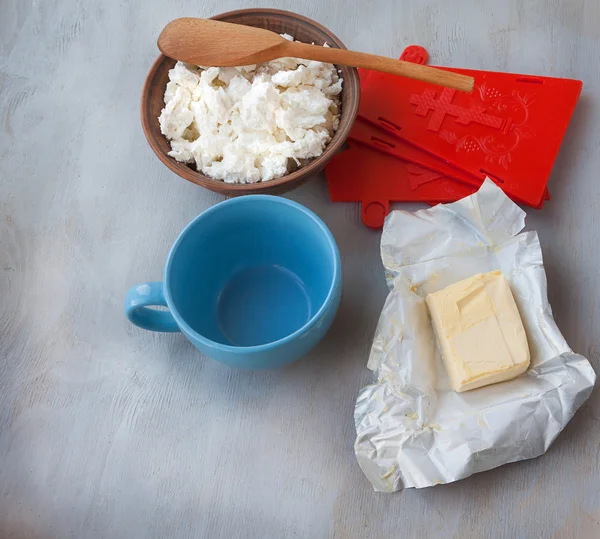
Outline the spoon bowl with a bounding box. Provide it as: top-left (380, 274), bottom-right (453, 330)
top-left (158, 18), bottom-right (289, 67)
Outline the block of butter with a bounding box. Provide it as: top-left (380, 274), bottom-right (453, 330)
top-left (426, 270), bottom-right (530, 392)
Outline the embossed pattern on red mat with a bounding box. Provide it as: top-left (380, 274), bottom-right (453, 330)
top-left (357, 65), bottom-right (581, 207)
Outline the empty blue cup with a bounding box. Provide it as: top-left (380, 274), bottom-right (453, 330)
top-left (125, 196), bottom-right (342, 368)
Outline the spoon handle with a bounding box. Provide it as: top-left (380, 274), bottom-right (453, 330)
top-left (288, 42), bottom-right (474, 92)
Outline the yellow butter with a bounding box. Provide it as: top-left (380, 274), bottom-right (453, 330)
top-left (426, 270), bottom-right (530, 393)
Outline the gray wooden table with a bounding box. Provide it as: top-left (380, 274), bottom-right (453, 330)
top-left (1, 0), bottom-right (599, 537)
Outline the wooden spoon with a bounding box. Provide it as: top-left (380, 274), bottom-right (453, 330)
top-left (158, 18), bottom-right (474, 92)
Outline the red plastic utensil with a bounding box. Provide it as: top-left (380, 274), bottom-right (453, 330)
top-left (327, 46), bottom-right (579, 226)
top-left (349, 117), bottom-right (550, 207)
top-left (358, 47), bottom-right (550, 204)
top-left (357, 61), bottom-right (582, 207)
top-left (348, 119), bottom-right (482, 189)
top-left (326, 141), bottom-right (476, 228)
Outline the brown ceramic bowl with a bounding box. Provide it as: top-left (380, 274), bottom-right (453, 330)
top-left (141, 8), bottom-right (360, 196)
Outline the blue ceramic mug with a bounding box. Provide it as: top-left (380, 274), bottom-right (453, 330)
top-left (125, 196), bottom-right (342, 369)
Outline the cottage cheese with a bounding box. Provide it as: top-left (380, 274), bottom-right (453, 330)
top-left (158, 35), bottom-right (343, 183)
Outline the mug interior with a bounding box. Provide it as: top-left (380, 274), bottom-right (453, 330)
top-left (167, 197), bottom-right (337, 347)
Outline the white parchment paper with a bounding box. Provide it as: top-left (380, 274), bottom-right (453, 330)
top-left (354, 180), bottom-right (596, 491)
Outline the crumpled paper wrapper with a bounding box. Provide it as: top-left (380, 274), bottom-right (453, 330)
top-left (354, 180), bottom-right (596, 491)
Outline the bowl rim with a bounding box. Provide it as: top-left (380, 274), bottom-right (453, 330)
top-left (140, 7), bottom-right (360, 194)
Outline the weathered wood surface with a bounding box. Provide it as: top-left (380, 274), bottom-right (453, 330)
top-left (1, 1), bottom-right (598, 537)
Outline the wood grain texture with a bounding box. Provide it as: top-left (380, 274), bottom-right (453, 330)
top-left (142, 8), bottom-right (360, 196)
top-left (0, 0), bottom-right (599, 538)
top-left (157, 18), bottom-right (288, 66)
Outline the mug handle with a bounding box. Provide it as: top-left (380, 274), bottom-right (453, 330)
top-left (124, 282), bottom-right (180, 333)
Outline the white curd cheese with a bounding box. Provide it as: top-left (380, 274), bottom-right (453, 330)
top-left (158, 34), bottom-right (342, 184)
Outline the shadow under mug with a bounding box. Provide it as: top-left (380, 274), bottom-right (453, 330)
top-left (125, 196), bottom-right (342, 369)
